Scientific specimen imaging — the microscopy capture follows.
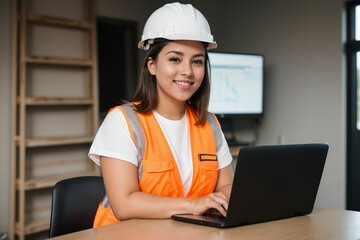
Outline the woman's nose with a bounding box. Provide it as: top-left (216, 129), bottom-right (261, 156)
top-left (180, 61), bottom-right (193, 77)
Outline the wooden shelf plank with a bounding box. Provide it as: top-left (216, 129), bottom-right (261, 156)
top-left (17, 171), bottom-right (98, 191)
top-left (26, 158), bottom-right (85, 170)
top-left (23, 135), bottom-right (94, 147)
top-left (26, 56), bottom-right (93, 66)
top-left (26, 12), bottom-right (92, 30)
top-left (25, 218), bottom-right (49, 235)
top-left (16, 217), bottom-right (49, 235)
top-left (24, 97), bottom-right (93, 105)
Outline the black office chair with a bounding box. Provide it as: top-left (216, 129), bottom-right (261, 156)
top-left (49, 176), bottom-right (105, 238)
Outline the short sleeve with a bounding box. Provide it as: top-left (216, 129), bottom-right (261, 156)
top-left (217, 132), bottom-right (233, 169)
top-left (88, 108), bottom-right (138, 166)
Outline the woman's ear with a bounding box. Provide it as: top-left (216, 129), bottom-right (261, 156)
top-left (147, 57), bottom-right (156, 76)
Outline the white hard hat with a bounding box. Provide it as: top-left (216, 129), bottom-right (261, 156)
top-left (138, 2), bottom-right (217, 50)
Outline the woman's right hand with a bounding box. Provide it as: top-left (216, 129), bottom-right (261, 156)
top-left (190, 192), bottom-right (229, 217)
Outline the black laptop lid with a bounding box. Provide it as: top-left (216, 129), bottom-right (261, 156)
top-left (225, 143), bottom-right (328, 227)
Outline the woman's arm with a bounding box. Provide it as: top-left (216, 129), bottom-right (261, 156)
top-left (101, 156), bottom-right (229, 220)
top-left (215, 165), bottom-right (234, 199)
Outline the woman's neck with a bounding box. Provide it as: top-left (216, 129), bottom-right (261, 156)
top-left (155, 100), bottom-right (186, 120)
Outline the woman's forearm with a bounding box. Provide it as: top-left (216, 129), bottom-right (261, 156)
top-left (217, 183), bottom-right (232, 199)
top-left (112, 191), bottom-right (194, 220)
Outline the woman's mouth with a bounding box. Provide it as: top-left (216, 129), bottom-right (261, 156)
top-left (173, 80), bottom-right (193, 86)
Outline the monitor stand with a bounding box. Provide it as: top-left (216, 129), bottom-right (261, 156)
top-left (218, 118), bottom-right (237, 146)
top-left (218, 118), bottom-right (251, 146)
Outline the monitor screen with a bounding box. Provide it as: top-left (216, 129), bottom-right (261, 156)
top-left (208, 52), bottom-right (264, 117)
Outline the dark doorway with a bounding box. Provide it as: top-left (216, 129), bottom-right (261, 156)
top-left (97, 17), bottom-right (138, 118)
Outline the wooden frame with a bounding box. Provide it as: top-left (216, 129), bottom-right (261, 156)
top-left (10, 1), bottom-right (98, 239)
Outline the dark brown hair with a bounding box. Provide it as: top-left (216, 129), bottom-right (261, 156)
top-left (131, 39), bottom-right (211, 125)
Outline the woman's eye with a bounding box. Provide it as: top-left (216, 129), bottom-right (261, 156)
top-left (193, 59), bottom-right (204, 65)
top-left (169, 57), bottom-right (181, 63)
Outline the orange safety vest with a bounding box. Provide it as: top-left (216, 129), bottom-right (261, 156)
top-left (93, 103), bottom-right (221, 227)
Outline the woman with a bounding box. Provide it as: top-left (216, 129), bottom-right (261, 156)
top-left (89, 2), bottom-right (234, 227)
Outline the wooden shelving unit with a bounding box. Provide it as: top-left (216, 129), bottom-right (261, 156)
top-left (10, 0), bottom-right (98, 239)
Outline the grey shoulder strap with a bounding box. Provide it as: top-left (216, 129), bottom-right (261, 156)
top-left (121, 102), bottom-right (145, 160)
top-left (207, 112), bottom-right (223, 151)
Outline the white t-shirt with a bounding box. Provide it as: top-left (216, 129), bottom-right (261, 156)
top-left (88, 108), bottom-right (233, 195)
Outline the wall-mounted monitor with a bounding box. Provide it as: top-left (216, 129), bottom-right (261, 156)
top-left (208, 51), bottom-right (265, 118)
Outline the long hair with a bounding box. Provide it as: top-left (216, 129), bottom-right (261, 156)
top-left (131, 39), bottom-right (211, 125)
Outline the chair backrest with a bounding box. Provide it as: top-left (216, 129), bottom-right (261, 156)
top-left (49, 176), bottom-right (105, 238)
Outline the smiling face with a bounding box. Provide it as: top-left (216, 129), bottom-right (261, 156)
top-left (147, 40), bottom-right (206, 108)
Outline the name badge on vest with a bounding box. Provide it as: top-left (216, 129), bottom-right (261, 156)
top-left (198, 154), bottom-right (218, 161)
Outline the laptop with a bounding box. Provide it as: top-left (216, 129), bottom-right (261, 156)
top-left (172, 143), bottom-right (329, 228)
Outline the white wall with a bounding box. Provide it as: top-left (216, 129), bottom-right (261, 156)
top-left (0, 0), bottom-right (348, 234)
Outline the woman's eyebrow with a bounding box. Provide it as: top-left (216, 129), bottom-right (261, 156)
top-left (165, 50), bottom-right (205, 58)
top-left (166, 50), bottom-right (183, 55)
